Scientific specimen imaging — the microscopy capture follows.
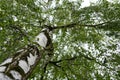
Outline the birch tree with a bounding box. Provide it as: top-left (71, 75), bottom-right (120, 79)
top-left (0, 0), bottom-right (120, 80)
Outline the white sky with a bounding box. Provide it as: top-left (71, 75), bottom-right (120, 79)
top-left (81, 0), bottom-right (90, 8)
top-left (81, 0), bottom-right (113, 8)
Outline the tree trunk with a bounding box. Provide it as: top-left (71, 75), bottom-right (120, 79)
top-left (0, 28), bottom-right (53, 80)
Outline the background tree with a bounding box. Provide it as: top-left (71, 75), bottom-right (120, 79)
top-left (0, 0), bottom-right (120, 80)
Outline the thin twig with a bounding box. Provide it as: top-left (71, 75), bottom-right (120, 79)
top-left (50, 62), bottom-right (70, 80)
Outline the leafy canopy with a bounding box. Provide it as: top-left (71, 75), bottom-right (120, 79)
top-left (0, 0), bottom-right (120, 80)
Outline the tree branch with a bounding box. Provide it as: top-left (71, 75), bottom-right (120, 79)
top-left (51, 21), bottom-right (110, 30)
top-left (49, 54), bottom-right (94, 64)
top-left (9, 25), bottom-right (30, 41)
top-left (10, 25), bottom-right (27, 37)
top-left (49, 53), bottom-right (116, 72)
